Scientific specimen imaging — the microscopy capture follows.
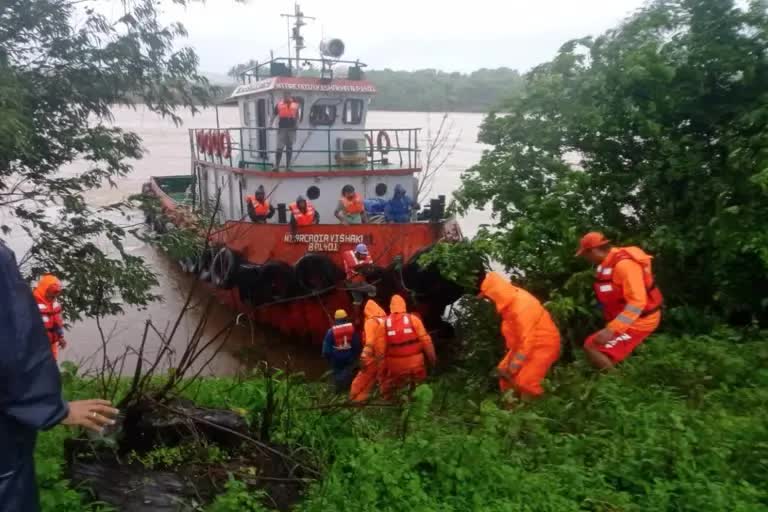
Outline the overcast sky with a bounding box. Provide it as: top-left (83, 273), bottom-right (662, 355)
top-left (151, 0), bottom-right (648, 75)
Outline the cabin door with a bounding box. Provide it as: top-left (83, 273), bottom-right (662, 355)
top-left (256, 99), bottom-right (267, 161)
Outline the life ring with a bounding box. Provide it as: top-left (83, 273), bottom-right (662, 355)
top-left (221, 132), bottom-right (232, 159)
top-left (376, 130), bottom-right (391, 154)
top-left (206, 130), bottom-right (216, 156)
top-left (196, 131), bottom-right (206, 153)
top-left (365, 133), bottom-right (374, 157)
top-left (294, 253), bottom-right (344, 294)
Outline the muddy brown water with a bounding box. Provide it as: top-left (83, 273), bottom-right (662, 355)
top-left (6, 107), bottom-right (489, 377)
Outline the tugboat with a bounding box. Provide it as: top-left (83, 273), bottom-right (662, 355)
top-left (142, 5), bottom-right (463, 340)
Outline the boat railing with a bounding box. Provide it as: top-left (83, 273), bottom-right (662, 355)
top-left (189, 127), bottom-right (421, 172)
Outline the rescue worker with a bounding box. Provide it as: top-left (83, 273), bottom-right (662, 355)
top-left (321, 309), bottom-right (362, 393)
top-left (478, 272), bottom-right (561, 401)
top-left (289, 195), bottom-right (319, 230)
top-left (246, 185), bottom-right (275, 223)
top-left (0, 241), bottom-right (119, 512)
top-left (576, 232), bottom-right (663, 369)
top-left (349, 299), bottom-right (387, 402)
top-left (342, 243), bottom-right (377, 308)
top-left (384, 184), bottom-right (418, 223)
top-left (334, 184), bottom-right (369, 225)
top-left (271, 91), bottom-right (299, 171)
top-left (380, 295), bottom-right (436, 399)
top-left (32, 273), bottom-right (66, 360)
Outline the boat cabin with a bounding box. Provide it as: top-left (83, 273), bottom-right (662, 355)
top-left (189, 54), bottom-right (424, 226)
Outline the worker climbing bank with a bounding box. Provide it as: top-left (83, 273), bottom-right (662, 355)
top-left (329, 231), bottom-right (662, 403)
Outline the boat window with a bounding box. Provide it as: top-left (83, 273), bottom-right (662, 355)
top-left (375, 183), bottom-right (388, 197)
top-left (307, 186), bottom-right (321, 200)
top-left (309, 103), bottom-right (337, 126)
top-left (343, 99), bottom-right (364, 125)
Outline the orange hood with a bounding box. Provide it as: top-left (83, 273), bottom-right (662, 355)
top-left (33, 274), bottom-right (62, 303)
top-left (389, 294), bottom-right (407, 314)
top-left (364, 300), bottom-right (386, 320)
top-left (603, 246), bottom-right (653, 266)
top-left (479, 272), bottom-right (520, 314)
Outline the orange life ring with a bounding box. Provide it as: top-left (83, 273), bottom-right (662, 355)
top-left (376, 130), bottom-right (391, 154)
top-left (196, 131), bottom-right (206, 153)
top-left (206, 130), bottom-right (216, 156)
top-left (221, 132), bottom-right (232, 159)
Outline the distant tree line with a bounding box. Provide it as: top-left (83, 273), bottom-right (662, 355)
top-left (219, 67), bottom-right (525, 112)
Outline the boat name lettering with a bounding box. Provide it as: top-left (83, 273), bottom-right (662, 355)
top-left (231, 78), bottom-right (376, 97)
top-left (283, 233), bottom-right (365, 244)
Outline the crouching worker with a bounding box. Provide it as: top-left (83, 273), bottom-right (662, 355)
top-left (349, 300), bottom-right (387, 402)
top-left (32, 274), bottom-right (67, 360)
top-left (322, 309), bottom-right (362, 393)
top-left (380, 295), bottom-right (436, 400)
top-left (576, 232), bottom-right (663, 369)
top-left (478, 272), bottom-right (560, 402)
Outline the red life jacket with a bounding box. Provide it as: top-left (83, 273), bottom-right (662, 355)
top-left (289, 201), bottom-right (316, 226)
top-left (384, 313), bottom-right (422, 359)
top-left (593, 247), bottom-right (663, 322)
top-left (343, 250), bottom-right (373, 281)
top-left (332, 322), bottom-right (356, 351)
top-left (277, 100), bottom-right (299, 119)
top-left (36, 299), bottom-right (64, 345)
top-left (341, 193), bottom-right (364, 215)
top-left (246, 196), bottom-right (271, 216)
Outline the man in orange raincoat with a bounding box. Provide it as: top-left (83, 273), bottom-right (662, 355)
top-left (576, 232), bottom-right (663, 369)
top-left (32, 274), bottom-right (67, 360)
top-left (380, 295), bottom-right (436, 399)
top-left (349, 299), bottom-right (387, 402)
top-left (478, 272), bottom-right (561, 401)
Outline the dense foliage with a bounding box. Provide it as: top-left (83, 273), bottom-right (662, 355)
top-left (455, 0), bottom-right (768, 327)
top-left (0, 0), bottom-right (212, 319)
top-left (39, 330), bottom-right (768, 511)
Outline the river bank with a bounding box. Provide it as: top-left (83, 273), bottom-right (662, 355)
top-left (37, 329), bottom-right (768, 511)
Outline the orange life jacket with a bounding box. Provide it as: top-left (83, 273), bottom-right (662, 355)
top-left (277, 100), bottom-right (299, 119)
top-left (289, 201), bottom-right (316, 226)
top-left (384, 313), bottom-right (422, 360)
top-left (594, 247), bottom-right (663, 322)
top-left (341, 193), bottom-right (364, 215)
top-left (343, 250), bottom-right (373, 281)
top-left (34, 297), bottom-right (63, 344)
top-left (246, 196), bottom-right (271, 216)
top-left (332, 322), bottom-right (356, 351)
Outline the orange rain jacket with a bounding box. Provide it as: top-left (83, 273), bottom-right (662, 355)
top-left (479, 272), bottom-right (560, 397)
top-left (32, 274), bottom-right (65, 360)
top-left (380, 295), bottom-right (436, 397)
top-left (596, 247), bottom-right (662, 335)
top-left (349, 300), bottom-right (387, 402)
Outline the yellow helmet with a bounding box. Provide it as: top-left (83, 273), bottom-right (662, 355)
top-left (334, 309), bottom-right (348, 320)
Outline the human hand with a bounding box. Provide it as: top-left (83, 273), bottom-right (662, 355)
top-left (58, 338), bottom-right (67, 349)
top-left (61, 399), bottom-right (119, 433)
top-left (594, 328), bottom-right (615, 346)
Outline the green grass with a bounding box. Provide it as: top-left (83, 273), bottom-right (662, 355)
top-left (38, 331), bottom-right (768, 511)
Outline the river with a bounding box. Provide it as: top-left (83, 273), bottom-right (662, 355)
top-left (25, 107), bottom-right (490, 378)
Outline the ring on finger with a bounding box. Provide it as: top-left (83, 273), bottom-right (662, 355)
top-left (91, 411), bottom-right (97, 419)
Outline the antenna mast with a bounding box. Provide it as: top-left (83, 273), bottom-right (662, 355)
top-left (281, 3), bottom-right (315, 76)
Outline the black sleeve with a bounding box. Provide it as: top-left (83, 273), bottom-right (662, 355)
top-left (273, 105), bottom-right (279, 116)
top-left (247, 201), bottom-right (258, 222)
top-left (267, 203), bottom-right (276, 219)
top-left (314, 211), bottom-right (320, 224)
top-left (0, 243), bottom-right (68, 431)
